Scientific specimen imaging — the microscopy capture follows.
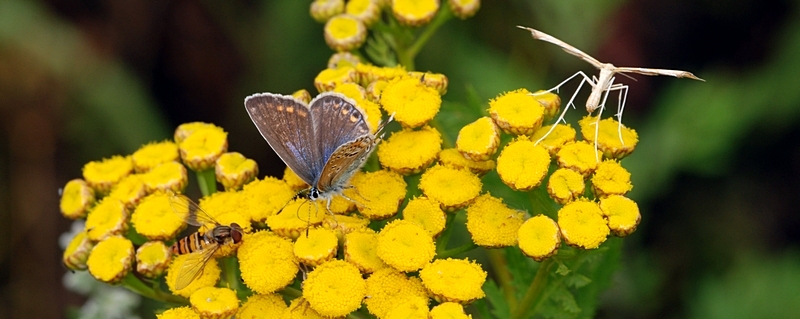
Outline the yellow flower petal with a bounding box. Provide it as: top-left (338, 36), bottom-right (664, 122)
top-left (430, 301), bottom-right (472, 319)
top-left (591, 160), bottom-right (632, 198)
top-left (448, 0), bottom-right (480, 19)
top-left (82, 155), bottom-right (133, 194)
top-left (293, 227), bottom-right (339, 266)
top-left (135, 241), bottom-right (172, 279)
top-left (237, 294), bottom-right (287, 319)
top-left (579, 115), bottom-right (638, 159)
top-left (419, 258), bottom-right (487, 304)
top-left (392, 0), bottom-right (440, 27)
top-left (438, 148), bottom-right (495, 176)
top-left (599, 195), bottom-right (641, 237)
top-left (419, 165), bottom-right (482, 212)
top-left (215, 152), bottom-right (258, 191)
top-left (496, 138), bottom-right (551, 191)
top-left (546, 168), bottom-right (585, 205)
top-left (310, 0), bottom-right (345, 23)
top-left (557, 199), bottom-right (609, 249)
top-left (241, 177), bottom-right (297, 224)
top-left (324, 14), bottom-right (367, 51)
top-left (178, 125), bottom-right (228, 172)
top-left (157, 306), bottom-right (200, 319)
top-left (190, 287), bottom-right (239, 319)
top-left (347, 170), bottom-right (407, 220)
top-left (63, 230), bottom-right (94, 271)
top-left (403, 196), bottom-right (446, 237)
top-left (530, 124), bottom-right (576, 155)
top-left (85, 198), bottom-right (128, 241)
top-left (315, 66), bottom-right (357, 92)
top-left (344, 228), bottom-right (388, 274)
top-left (303, 260), bottom-right (367, 317)
top-left (108, 174), bottom-right (148, 209)
top-left (86, 236), bottom-right (134, 284)
top-left (488, 88), bottom-right (544, 135)
top-left (380, 76), bottom-right (442, 128)
top-left (518, 215), bottom-right (561, 261)
top-left (131, 192), bottom-right (188, 241)
top-left (465, 194), bottom-right (525, 248)
top-left (377, 220), bottom-right (436, 272)
top-left (556, 141), bottom-right (599, 177)
top-left (141, 161), bottom-right (189, 194)
top-left (59, 179), bottom-right (95, 219)
top-left (132, 140), bottom-right (180, 173)
top-left (237, 231), bottom-right (298, 294)
top-left (456, 116), bottom-right (500, 161)
top-left (364, 268), bottom-right (429, 318)
top-left (378, 126), bottom-right (442, 174)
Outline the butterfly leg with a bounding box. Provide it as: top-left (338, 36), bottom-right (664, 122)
top-left (533, 71), bottom-right (596, 146)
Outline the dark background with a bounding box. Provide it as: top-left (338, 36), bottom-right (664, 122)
top-left (1, 0), bottom-right (799, 318)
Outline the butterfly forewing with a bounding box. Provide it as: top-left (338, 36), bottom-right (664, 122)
top-left (244, 93), bottom-right (321, 185)
top-left (173, 242), bottom-right (219, 290)
top-left (168, 193), bottom-right (221, 227)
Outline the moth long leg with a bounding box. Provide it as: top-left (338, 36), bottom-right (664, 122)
top-left (533, 71), bottom-right (595, 146)
top-left (615, 84), bottom-right (630, 146)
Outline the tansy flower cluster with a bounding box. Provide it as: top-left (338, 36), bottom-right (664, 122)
top-left (58, 1), bottom-right (647, 318)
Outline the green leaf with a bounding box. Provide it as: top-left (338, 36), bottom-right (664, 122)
top-left (565, 274), bottom-right (592, 289)
top-left (484, 279), bottom-right (511, 319)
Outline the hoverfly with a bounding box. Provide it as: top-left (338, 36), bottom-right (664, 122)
top-left (168, 193), bottom-right (244, 290)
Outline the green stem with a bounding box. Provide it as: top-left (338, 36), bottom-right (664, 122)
top-left (220, 257), bottom-right (246, 299)
top-left (487, 249), bottom-right (517, 311)
top-left (280, 286), bottom-right (302, 300)
top-left (121, 273), bottom-right (188, 305)
top-left (511, 258), bottom-right (555, 319)
top-left (196, 169), bottom-right (217, 197)
top-left (435, 213), bottom-right (457, 255)
top-left (406, 6), bottom-right (453, 63)
top-left (438, 242), bottom-right (478, 258)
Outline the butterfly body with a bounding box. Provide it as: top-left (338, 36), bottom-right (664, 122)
top-left (244, 92), bottom-right (386, 207)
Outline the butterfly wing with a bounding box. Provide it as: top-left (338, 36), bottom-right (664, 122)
top-left (244, 93), bottom-right (322, 185)
top-left (307, 93), bottom-right (374, 191)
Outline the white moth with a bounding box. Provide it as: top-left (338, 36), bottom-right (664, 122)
top-left (518, 26), bottom-right (704, 157)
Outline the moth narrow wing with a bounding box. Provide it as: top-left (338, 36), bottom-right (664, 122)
top-left (614, 67), bottom-right (705, 81)
top-left (168, 193), bottom-right (220, 227)
top-left (244, 93), bottom-right (321, 184)
top-left (517, 26), bottom-right (604, 69)
top-left (173, 242), bottom-right (219, 290)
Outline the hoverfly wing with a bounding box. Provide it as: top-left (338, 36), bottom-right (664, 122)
top-left (173, 242), bottom-right (219, 290)
top-left (168, 192), bottom-right (221, 227)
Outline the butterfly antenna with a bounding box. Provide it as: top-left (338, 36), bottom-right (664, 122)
top-left (278, 188), bottom-right (310, 215)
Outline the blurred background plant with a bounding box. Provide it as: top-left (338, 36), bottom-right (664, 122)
top-left (1, 0), bottom-right (800, 318)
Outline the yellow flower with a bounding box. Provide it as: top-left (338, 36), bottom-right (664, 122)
top-left (237, 231), bottom-right (299, 294)
top-left (135, 241), bottom-right (172, 278)
top-left (63, 230), bottom-right (94, 271)
top-left (403, 196), bottom-right (447, 237)
top-left (237, 294), bottom-right (287, 319)
top-left (324, 14), bottom-right (367, 51)
top-left (303, 260), bottom-right (367, 317)
top-left (333, 82), bottom-right (367, 100)
top-left (198, 191), bottom-right (251, 231)
top-left (108, 174), bottom-right (148, 209)
top-left (346, 0), bottom-right (381, 27)
top-left (85, 198), bottom-right (128, 241)
top-left (465, 194), bottom-right (525, 248)
top-left (215, 152), bottom-right (258, 191)
top-left (86, 236), bottom-right (134, 285)
top-left (314, 66), bottom-right (357, 92)
top-left (267, 199), bottom-right (326, 239)
top-left (293, 227), bottom-right (339, 266)
top-left (190, 287), bottom-right (239, 319)
top-left (408, 71), bottom-right (449, 95)
top-left (377, 126), bottom-right (442, 174)
top-left (448, 0), bottom-right (480, 19)
top-left (557, 199), bottom-right (609, 249)
top-left (310, 0), bottom-right (345, 23)
top-left (488, 88), bottom-right (544, 135)
top-left (419, 258), bottom-right (486, 304)
top-left (547, 168), bottom-right (585, 205)
top-left (82, 155), bottom-right (133, 194)
top-left (178, 125), bottom-right (228, 171)
top-left (357, 96), bottom-right (383, 133)
top-left (392, 0), bottom-right (440, 27)
top-left (419, 165), bottom-right (482, 212)
top-left (131, 192), bottom-right (188, 241)
top-left (385, 298), bottom-right (430, 319)
top-left (59, 179), bottom-right (95, 219)
top-left (591, 160), bottom-right (632, 198)
top-left (166, 253), bottom-right (221, 297)
top-left (284, 297), bottom-right (326, 318)
top-left (437, 148), bottom-right (495, 176)
top-left (292, 89), bottom-right (313, 104)
top-left (366, 79), bottom-right (389, 103)
top-left (430, 302), bottom-right (472, 318)
top-left (380, 76), bottom-right (442, 128)
top-left (327, 194), bottom-right (357, 215)
top-left (531, 90), bottom-right (561, 121)
top-left (357, 64), bottom-right (407, 86)
top-left (283, 167), bottom-right (309, 191)
top-left (599, 195), bottom-right (641, 237)
top-left (579, 115), bottom-right (638, 159)
top-left (157, 306), bottom-right (200, 319)
top-left (517, 215), bottom-right (561, 261)
top-left (328, 51), bottom-right (362, 69)
top-left (496, 137), bottom-right (551, 191)
top-left (364, 268), bottom-right (429, 318)
top-left (377, 220), bottom-right (436, 272)
top-left (347, 170), bottom-right (407, 220)
top-left (456, 116), bottom-right (500, 161)
top-left (174, 122), bottom-right (217, 144)
top-left (141, 161), bottom-right (189, 193)
top-left (530, 124), bottom-right (576, 155)
top-left (241, 177), bottom-right (297, 223)
top-left (556, 141), bottom-right (599, 177)
top-left (323, 214), bottom-right (369, 239)
top-left (344, 228), bottom-right (388, 274)
top-left (132, 141), bottom-right (180, 173)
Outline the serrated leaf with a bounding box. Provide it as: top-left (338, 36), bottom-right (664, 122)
top-left (483, 279), bottom-right (511, 319)
top-left (565, 274), bottom-right (592, 288)
top-left (553, 285), bottom-right (582, 315)
top-left (556, 262), bottom-right (571, 276)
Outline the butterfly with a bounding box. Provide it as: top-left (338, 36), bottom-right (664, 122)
top-left (244, 92), bottom-right (388, 211)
